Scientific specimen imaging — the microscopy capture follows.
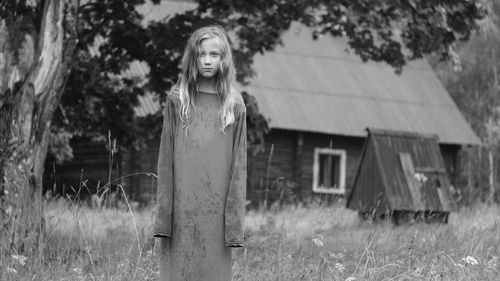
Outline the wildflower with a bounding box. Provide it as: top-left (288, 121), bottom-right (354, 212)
top-left (487, 256), bottom-right (498, 270)
top-left (345, 276), bottom-right (356, 281)
top-left (414, 173), bottom-right (428, 183)
top-left (7, 267), bottom-right (17, 274)
top-left (72, 267), bottom-right (83, 274)
top-left (312, 234), bottom-right (324, 247)
top-left (329, 251), bottom-right (345, 260)
top-left (335, 262), bottom-right (345, 273)
top-left (12, 254), bottom-right (28, 266)
top-left (117, 260), bottom-right (131, 271)
top-left (462, 256), bottom-right (479, 266)
top-left (287, 254), bottom-right (292, 260)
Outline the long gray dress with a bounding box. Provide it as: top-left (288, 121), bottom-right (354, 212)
top-left (154, 88), bottom-right (247, 281)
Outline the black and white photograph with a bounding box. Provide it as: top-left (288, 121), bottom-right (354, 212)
top-left (0, 0), bottom-right (498, 280)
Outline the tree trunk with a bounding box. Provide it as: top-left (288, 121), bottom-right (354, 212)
top-left (0, 0), bottom-right (78, 253)
top-left (490, 54), bottom-right (499, 204)
top-left (488, 146), bottom-right (496, 204)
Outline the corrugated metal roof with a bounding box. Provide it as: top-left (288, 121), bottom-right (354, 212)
top-left (136, 0), bottom-right (194, 23)
top-left (240, 23), bottom-right (480, 145)
top-left (110, 0), bottom-right (480, 145)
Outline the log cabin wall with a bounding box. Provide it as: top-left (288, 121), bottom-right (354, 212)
top-left (43, 138), bottom-right (119, 199)
top-left (248, 128), bottom-right (461, 205)
top-left (247, 130), bottom-right (297, 204)
top-left (248, 129), bottom-right (365, 203)
top-left (439, 144), bottom-right (460, 187)
top-left (43, 137), bottom-right (156, 204)
top-left (44, 130), bottom-right (462, 206)
top-left (299, 132), bottom-right (365, 200)
top-left (121, 139), bottom-right (159, 204)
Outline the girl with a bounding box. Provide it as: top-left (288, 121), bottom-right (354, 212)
top-left (153, 25), bottom-right (247, 281)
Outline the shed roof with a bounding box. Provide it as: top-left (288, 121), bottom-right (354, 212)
top-left (346, 128), bottom-right (457, 214)
top-left (242, 25), bottom-right (480, 146)
top-left (126, 0), bottom-right (480, 146)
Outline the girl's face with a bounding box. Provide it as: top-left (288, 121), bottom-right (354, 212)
top-left (198, 37), bottom-right (223, 79)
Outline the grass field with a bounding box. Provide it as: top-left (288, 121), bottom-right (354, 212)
top-left (1, 199), bottom-right (500, 281)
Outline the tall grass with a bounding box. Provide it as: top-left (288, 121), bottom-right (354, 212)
top-left (1, 198), bottom-right (500, 280)
top-left (240, 202), bottom-right (500, 280)
top-left (2, 135), bottom-right (499, 280)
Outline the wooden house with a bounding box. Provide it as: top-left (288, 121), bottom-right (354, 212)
top-left (236, 23), bottom-right (480, 205)
top-left (43, 0), bottom-right (481, 205)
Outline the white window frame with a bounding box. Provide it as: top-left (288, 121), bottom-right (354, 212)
top-left (312, 148), bottom-right (347, 194)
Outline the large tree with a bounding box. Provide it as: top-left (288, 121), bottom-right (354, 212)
top-left (0, 0), bottom-right (486, 251)
top-left (0, 0), bottom-right (79, 251)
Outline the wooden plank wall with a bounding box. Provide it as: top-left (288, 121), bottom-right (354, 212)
top-left (299, 132), bottom-right (364, 200)
top-left (121, 139), bottom-right (159, 204)
top-left (44, 130), bottom-right (462, 206)
top-left (248, 129), bottom-right (364, 203)
top-left (347, 143), bottom-right (389, 213)
top-left (439, 144), bottom-right (459, 186)
top-left (247, 130), bottom-right (297, 203)
top-left (43, 138), bottom-right (119, 199)
top-left (249, 129), bottom-right (460, 205)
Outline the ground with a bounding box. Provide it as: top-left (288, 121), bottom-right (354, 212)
top-left (1, 199), bottom-right (499, 281)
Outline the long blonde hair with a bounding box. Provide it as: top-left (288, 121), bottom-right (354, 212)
top-left (176, 25), bottom-right (237, 133)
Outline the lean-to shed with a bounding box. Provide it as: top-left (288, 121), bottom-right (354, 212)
top-left (346, 128), bottom-right (456, 219)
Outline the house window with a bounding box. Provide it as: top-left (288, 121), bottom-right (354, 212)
top-left (312, 148), bottom-right (346, 194)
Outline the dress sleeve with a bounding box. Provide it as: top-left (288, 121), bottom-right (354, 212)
top-left (224, 104), bottom-right (247, 247)
top-left (153, 97), bottom-right (176, 238)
